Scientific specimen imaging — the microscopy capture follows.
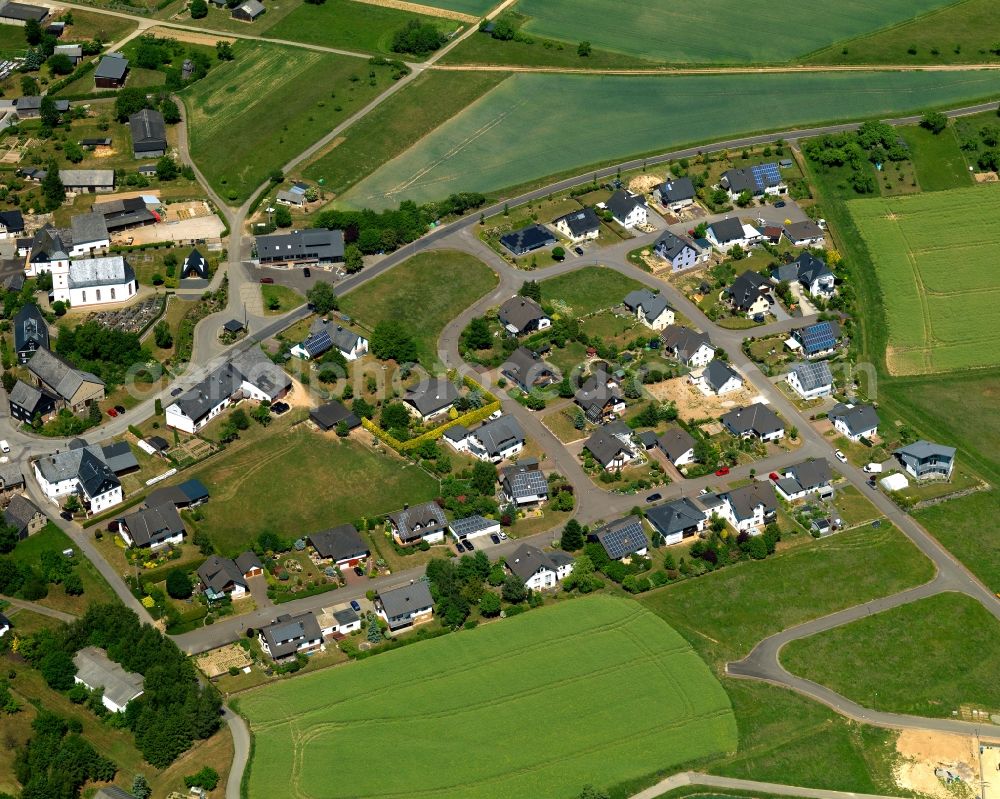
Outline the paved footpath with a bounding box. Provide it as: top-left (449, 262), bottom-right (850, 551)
top-left (631, 771), bottom-right (914, 799)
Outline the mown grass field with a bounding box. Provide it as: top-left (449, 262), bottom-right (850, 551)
top-left (0, 23), bottom-right (26, 56)
top-left (513, 0), bottom-right (955, 63)
top-left (241, 596), bottom-right (737, 799)
top-left (340, 250), bottom-right (497, 367)
top-left (917, 491), bottom-right (1000, 591)
top-left (540, 266), bottom-right (643, 317)
top-left (260, 283), bottom-right (303, 315)
top-left (806, 0), bottom-right (1000, 65)
top-left (341, 70), bottom-right (1000, 209)
top-left (185, 424), bottom-right (439, 554)
top-left (782, 593), bottom-right (1000, 717)
top-left (900, 124), bottom-right (972, 191)
top-left (847, 184), bottom-right (1000, 375)
top-left (301, 70), bottom-right (509, 198)
top-left (182, 41), bottom-right (397, 203)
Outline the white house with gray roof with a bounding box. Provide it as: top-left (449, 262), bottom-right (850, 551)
top-left (623, 288), bottom-right (674, 330)
top-left (402, 378), bottom-right (459, 421)
top-left (772, 459), bottom-right (833, 502)
top-left (376, 582), bottom-right (434, 631)
top-left (505, 543), bottom-right (573, 590)
top-left (258, 612), bottom-right (323, 662)
top-left (718, 481), bottom-right (778, 534)
top-left (73, 647), bottom-right (143, 713)
top-left (653, 177), bottom-right (696, 212)
top-left (67, 212), bottom-right (110, 257)
top-left (386, 501), bottom-right (447, 545)
top-left (660, 325), bottom-right (715, 367)
top-left (34, 441), bottom-right (136, 513)
top-left (464, 415), bottom-right (524, 463)
top-left (553, 208), bottom-right (600, 242)
top-left (694, 360), bottom-right (742, 396)
top-left (786, 361), bottom-right (833, 400)
top-left (501, 460), bottom-right (549, 506)
top-left (829, 403), bottom-right (879, 442)
top-left (606, 189), bottom-right (648, 228)
top-left (291, 319), bottom-right (368, 361)
top-left (652, 229), bottom-right (704, 271)
top-left (893, 440), bottom-right (956, 480)
top-left (646, 497), bottom-right (707, 545)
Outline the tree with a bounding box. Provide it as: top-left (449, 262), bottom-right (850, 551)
top-left (250, 403), bottom-right (271, 427)
top-left (39, 649), bottom-right (76, 690)
top-left (479, 591), bottom-right (501, 616)
top-left (24, 18), bottom-right (42, 45)
top-left (47, 52), bottom-right (74, 75)
top-left (160, 97), bottom-right (181, 124)
top-left (518, 280), bottom-right (541, 302)
top-left (343, 243), bottom-right (363, 273)
top-left (579, 786), bottom-right (610, 799)
top-left (470, 460), bottom-right (497, 495)
top-left (132, 774), bottom-right (152, 799)
top-left (215, 40), bottom-right (234, 60)
top-left (114, 87), bottom-right (149, 122)
top-left (370, 320), bottom-right (417, 362)
top-left (334, 420), bottom-right (349, 437)
top-left (501, 574), bottom-right (527, 603)
top-left (391, 19), bottom-right (446, 57)
top-left (41, 161), bottom-right (64, 211)
top-left (306, 281), bottom-right (338, 314)
top-left (560, 518), bottom-right (584, 551)
top-left (156, 155), bottom-right (179, 181)
top-left (190, 0), bottom-right (208, 16)
top-left (153, 320), bottom-right (173, 349)
top-left (379, 401), bottom-right (410, 432)
top-left (735, 189), bottom-right (753, 207)
top-left (185, 767), bottom-right (220, 791)
top-left (63, 572), bottom-right (84, 596)
top-left (366, 615), bottom-right (382, 644)
top-left (0, 521), bottom-right (18, 554)
top-left (166, 569), bottom-right (193, 599)
top-left (577, 41), bottom-right (592, 57)
top-left (920, 111), bottom-right (948, 134)
top-left (274, 205), bottom-right (292, 228)
top-left (552, 245), bottom-right (565, 261)
top-left (230, 408), bottom-right (250, 430)
top-left (63, 140), bottom-right (84, 163)
top-left (462, 316), bottom-right (491, 350)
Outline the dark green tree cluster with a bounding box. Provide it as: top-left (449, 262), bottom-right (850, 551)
top-left (390, 19), bottom-right (446, 57)
top-left (370, 320), bottom-right (417, 363)
top-left (803, 120), bottom-right (908, 195)
top-left (425, 552), bottom-right (492, 627)
top-left (306, 281), bottom-right (338, 314)
top-left (21, 604), bottom-right (222, 768)
top-left (55, 320), bottom-right (149, 386)
top-left (0, 542), bottom-right (83, 603)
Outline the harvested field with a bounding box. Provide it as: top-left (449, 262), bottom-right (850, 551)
top-left (146, 25), bottom-right (235, 45)
top-left (352, 0), bottom-right (477, 22)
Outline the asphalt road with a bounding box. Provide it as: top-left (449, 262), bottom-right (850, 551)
top-left (632, 771), bottom-right (922, 799)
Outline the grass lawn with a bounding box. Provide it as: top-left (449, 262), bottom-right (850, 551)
top-left (8, 523), bottom-right (117, 614)
top-left (640, 524), bottom-right (934, 664)
top-left (831, 485), bottom-right (883, 528)
top-left (240, 596), bottom-right (737, 799)
top-left (302, 70), bottom-right (508, 199)
top-left (260, 283), bottom-right (304, 315)
top-left (542, 406), bottom-right (585, 443)
top-left (511, 0), bottom-right (955, 63)
top-left (900, 123), bottom-right (972, 191)
top-left (782, 592), bottom-right (1000, 717)
top-left (804, 0), bottom-right (1000, 65)
top-left (342, 69), bottom-right (1000, 209)
top-left (540, 266), bottom-right (643, 316)
top-left (264, 0), bottom-right (458, 55)
top-left (339, 250), bottom-right (497, 368)
top-left (847, 184), bottom-right (1000, 375)
top-left (543, 340), bottom-right (587, 377)
top-left (917, 491), bottom-right (1000, 592)
top-left (0, 23), bottom-right (26, 57)
top-left (183, 423), bottom-right (439, 554)
top-left (182, 41), bottom-right (401, 204)
top-left (61, 10), bottom-right (137, 43)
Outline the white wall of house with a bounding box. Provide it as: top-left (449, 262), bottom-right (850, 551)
top-left (636, 306), bottom-right (674, 331)
top-left (832, 418), bottom-right (877, 442)
top-left (786, 371), bottom-right (833, 400)
top-left (720, 501), bottom-right (767, 533)
top-left (672, 447), bottom-right (696, 467)
top-left (84, 484), bottom-right (122, 514)
top-left (34, 464), bottom-right (78, 502)
top-left (615, 204), bottom-right (648, 228)
top-left (467, 436), bottom-right (523, 463)
top-left (58, 279), bottom-right (137, 308)
top-left (658, 246), bottom-right (698, 271)
top-left (341, 337), bottom-right (368, 361)
top-left (165, 398), bottom-right (227, 433)
top-left (26, 258), bottom-right (70, 280)
top-left (685, 344), bottom-right (715, 368)
top-left (554, 220), bottom-right (599, 242)
top-left (68, 238), bottom-right (110, 258)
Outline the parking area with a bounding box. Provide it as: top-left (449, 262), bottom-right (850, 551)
top-left (249, 262), bottom-right (343, 295)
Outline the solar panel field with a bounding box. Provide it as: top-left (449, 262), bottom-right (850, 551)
top-left (847, 184), bottom-right (1000, 375)
top-left (513, 0), bottom-right (958, 63)
top-left (240, 596), bottom-right (737, 799)
top-left (340, 70), bottom-right (1000, 209)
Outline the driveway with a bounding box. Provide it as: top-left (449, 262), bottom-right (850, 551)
top-left (246, 574), bottom-right (272, 611)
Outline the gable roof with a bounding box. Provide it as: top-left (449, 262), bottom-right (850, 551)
top-left (128, 108), bottom-right (167, 148)
top-left (503, 467), bottom-right (548, 500)
top-left (657, 426), bottom-right (696, 462)
top-left (235, 550), bottom-right (263, 575)
top-left (404, 378), bottom-right (459, 417)
top-left (592, 515), bottom-right (648, 560)
top-left (309, 401), bottom-right (360, 430)
top-left (4, 494), bottom-right (41, 533)
top-left (646, 497), bottom-right (705, 537)
top-left (784, 220), bottom-right (825, 242)
top-left (894, 440), bottom-right (956, 462)
top-left (471, 415), bottom-right (524, 457)
top-left (67, 256), bottom-right (133, 289)
top-left (255, 228), bottom-right (345, 262)
top-left (13, 303), bottom-right (48, 354)
top-left (501, 346), bottom-right (554, 389)
top-left (182, 248), bottom-right (208, 278)
top-left (795, 320), bottom-right (839, 355)
top-left (660, 324), bottom-right (713, 360)
top-left (506, 543), bottom-right (567, 582)
top-left (721, 403), bottom-right (783, 437)
top-left (378, 582), bottom-right (433, 623)
top-left (73, 646), bottom-right (143, 709)
top-left (788, 360), bottom-right (833, 392)
top-left (575, 369), bottom-right (621, 419)
top-left (606, 189), bottom-right (646, 221)
top-left (29, 226), bottom-right (69, 263)
top-left (121, 502), bottom-right (184, 546)
top-left (309, 524), bottom-right (368, 561)
top-left (59, 169), bottom-right (115, 188)
top-left (235, 0), bottom-right (264, 16)
top-left (828, 403), bottom-right (879, 437)
top-left (654, 229), bottom-right (696, 259)
top-left (198, 555), bottom-right (246, 594)
top-left (0, 2), bottom-right (48, 22)
top-left (702, 360), bottom-right (741, 392)
top-left (727, 270), bottom-right (770, 310)
top-left (724, 481), bottom-right (778, 520)
top-left (497, 295), bottom-right (546, 333)
top-left (449, 515), bottom-right (498, 538)
top-left (710, 216), bottom-right (745, 243)
top-left (781, 459), bottom-right (832, 492)
top-left (386, 501), bottom-right (446, 542)
top-left (554, 207), bottom-right (600, 237)
top-left (657, 177), bottom-right (695, 203)
top-left (623, 288), bottom-right (670, 324)
top-left (69, 211), bottom-right (109, 245)
top-left (584, 423), bottom-right (633, 469)
top-left (260, 612), bottom-right (321, 659)
top-left (793, 251), bottom-right (833, 284)
top-left (0, 209), bottom-right (24, 233)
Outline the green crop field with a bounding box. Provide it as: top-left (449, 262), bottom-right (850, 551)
top-left (340, 250), bottom-right (497, 367)
top-left (847, 184), bottom-right (1000, 375)
top-left (540, 266), bottom-right (643, 317)
top-left (341, 70), bottom-right (1000, 209)
top-left (182, 42), bottom-right (398, 203)
top-left (240, 596), bottom-right (737, 799)
top-left (513, 0), bottom-right (955, 63)
top-left (782, 593), bottom-right (1000, 717)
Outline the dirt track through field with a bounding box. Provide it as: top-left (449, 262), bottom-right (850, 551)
top-left (431, 63), bottom-right (1000, 74)
top-left (351, 0), bottom-right (477, 22)
top-left (147, 25), bottom-right (236, 45)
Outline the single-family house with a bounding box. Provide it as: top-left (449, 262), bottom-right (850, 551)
top-left (255, 228), bottom-right (344, 266)
top-left (231, 0), bottom-right (265, 21)
top-left (501, 346), bottom-right (556, 394)
top-left (500, 223), bottom-right (557, 256)
top-left (3, 495), bottom-right (45, 540)
top-left (0, 209), bottom-right (24, 239)
top-left (376, 582), bottom-right (434, 631)
top-left (318, 606), bottom-right (362, 638)
top-left (9, 380), bottom-right (57, 423)
top-left (26, 348), bottom-right (104, 413)
top-left (660, 325), bottom-right (715, 367)
top-left (258, 613), bottom-right (323, 662)
top-left (606, 189), bottom-right (648, 228)
top-left (695, 360), bottom-right (742, 396)
top-left (657, 427), bottom-right (696, 467)
top-left (718, 481), bottom-right (779, 533)
top-left (13, 303), bottom-right (48, 364)
top-left (720, 163), bottom-right (786, 200)
top-left (893, 440), bottom-right (956, 480)
top-left (309, 400), bottom-right (361, 432)
top-left (791, 320), bottom-right (840, 358)
top-left (575, 368), bottom-right (625, 423)
top-left (584, 421), bottom-right (638, 471)
top-left (449, 514), bottom-right (501, 544)
top-left (707, 218), bottom-right (763, 252)
top-left (197, 554), bottom-right (250, 599)
top-left (786, 361), bottom-right (834, 400)
top-left (783, 220), bottom-right (826, 247)
top-left (553, 208), bottom-right (600, 242)
top-left (590, 515), bottom-right (649, 561)
top-left (117, 502), bottom-right (185, 549)
top-left (292, 319), bottom-right (368, 362)
top-left (0, 464), bottom-right (25, 494)
top-left (772, 459), bottom-right (834, 501)
top-left (497, 295), bottom-right (550, 336)
top-left (386, 501), bottom-right (447, 546)
top-left (623, 288), bottom-right (674, 330)
top-left (501, 460), bottom-right (549, 506)
top-left (34, 442), bottom-right (130, 514)
top-left (828, 402), bottom-right (879, 442)
top-left (726, 270), bottom-right (771, 317)
top-left (73, 647), bottom-right (143, 713)
top-left (505, 543), bottom-right (574, 590)
top-left (464, 415), bottom-right (524, 463)
top-left (60, 169), bottom-right (115, 193)
top-left (275, 190), bottom-right (305, 208)
top-left (652, 229), bottom-right (703, 271)
top-left (309, 524), bottom-right (369, 567)
top-left (773, 251), bottom-right (834, 298)
top-left (94, 53), bottom-right (129, 88)
top-left (646, 497), bottom-right (707, 545)
top-left (402, 378), bottom-right (459, 421)
top-left (653, 177), bottom-right (695, 212)
top-left (721, 403), bottom-right (785, 442)
top-left (128, 108), bottom-right (167, 159)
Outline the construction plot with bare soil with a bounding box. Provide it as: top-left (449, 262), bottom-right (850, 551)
top-left (647, 375), bottom-right (765, 421)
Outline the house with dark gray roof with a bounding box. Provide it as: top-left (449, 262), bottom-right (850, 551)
top-left (707, 217), bottom-right (752, 251)
top-left (505, 543), bottom-right (573, 590)
top-left (575, 368), bottom-right (625, 423)
top-left (497, 295), bottom-right (550, 336)
top-left (198, 555), bottom-right (249, 599)
top-left (376, 582), bottom-right (434, 631)
top-left (501, 459), bottom-right (549, 506)
top-left (0, 209), bottom-right (24, 239)
top-left (13, 96), bottom-right (68, 119)
top-left (553, 207), bottom-right (600, 242)
top-left (309, 524), bottom-right (368, 566)
top-left (726, 269), bottom-right (771, 316)
top-left (828, 403), bottom-right (879, 442)
top-left (8, 379), bottom-right (56, 424)
top-left (772, 459), bottom-right (833, 501)
top-left (465, 415), bottom-right (524, 463)
top-left (182, 248), bottom-right (208, 279)
top-left (501, 346), bottom-right (556, 394)
top-left (94, 787), bottom-right (137, 799)
top-left (719, 481), bottom-right (778, 533)
top-left (13, 303), bottom-right (48, 364)
top-left (255, 228), bottom-right (344, 266)
top-left (4, 495), bottom-right (45, 540)
top-left (67, 211), bottom-right (110, 256)
top-left (646, 497), bottom-right (706, 545)
top-left (696, 360), bottom-right (742, 396)
top-left (386, 501), bottom-right (447, 546)
top-left (60, 169), bottom-right (115, 193)
top-left (128, 108), bottom-right (167, 158)
top-left (657, 427), bottom-right (696, 467)
top-left (403, 378), bottom-right (459, 420)
top-left (258, 612), bottom-right (323, 661)
top-left (310, 401), bottom-right (360, 432)
top-left (117, 502), bottom-right (185, 549)
top-left (660, 325), bottom-right (715, 367)
top-left (0, 1), bottom-right (48, 24)
top-left (606, 189), bottom-right (648, 228)
top-left (500, 223), bottom-right (557, 256)
top-left (144, 479), bottom-right (209, 510)
top-left (291, 320), bottom-right (367, 361)
top-left (93, 196), bottom-right (156, 233)
top-left (232, 0), bottom-right (265, 21)
top-left (792, 320), bottom-right (840, 358)
top-left (893, 440), bottom-right (956, 480)
top-left (584, 421), bottom-right (637, 471)
top-left (33, 442), bottom-right (128, 514)
top-left (721, 403), bottom-right (784, 442)
top-left (720, 163), bottom-right (785, 199)
top-left (653, 229), bottom-right (702, 271)
top-left (783, 220), bottom-right (826, 247)
top-left (786, 361), bottom-right (833, 400)
top-left (623, 288), bottom-right (674, 330)
top-left (590, 515), bottom-right (649, 561)
top-left (653, 177), bottom-right (695, 211)
top-left (27, 348), bottom-right (105, 413)
top-left (773, 251), bottom-right (834, 298)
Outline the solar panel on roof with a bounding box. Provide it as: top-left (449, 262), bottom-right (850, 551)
top-left (305, 330), bottom-right (332, 357)
top-left (799, 322), bottom-right (836, 354)
top-left (599, 518), bottom-right (646, 559)
top-left (751, 162), bottom-right (781, 189)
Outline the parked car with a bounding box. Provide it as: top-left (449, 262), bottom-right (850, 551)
top-left (465, 538), bottom-right (476, 550)
top-left (107, 408), bottom-right (118, 417)
top-left (455, 540), bottom-right (468, 552)
top-left (0, 440), bottom-right (9, 454)
top-left (714, 466), bottom-right (730, 476)
top-left (353, 566), bottom-right (365, 576)
top-left (863, 462), bottom-right (883, 473)
top-left (645, 493), bottom-right (661, 503)
top-left (303, 267), bottom-right (311, 277)
top-left (768, 472), bottom-right (779, 481)
top-left (775, 200), bottom-right (786, 208)
top-left (260, 277), bottom-right (274, 284)
top-left (171, 387), bottom-right (183, 397)
top-left (114, 405), bottom-right (126, 415)
top-left (490, 533), bottom-right (500, 545)
top-left (498, 531), bottom-right (508, 541)
top-left (574, 246), bottom-right (584, 255)
top-left (350, 600), bottom-right (361, 612)
top-left (835, 450), bottom-right (848, 463)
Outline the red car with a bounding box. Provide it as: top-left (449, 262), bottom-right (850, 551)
top-left (769, 472), bottom-right (780, 481)
top-left (107, 408), bottom-right (118, 417)
top-left (260, 277), bottom-right (274, 284)
top-left (714, 466), bottom-right (730, 476)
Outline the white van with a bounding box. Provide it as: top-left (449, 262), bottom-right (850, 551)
top-left (0, 440), bottom-right (10, 454)
top-left (863, 462), bottom-right (883, 474)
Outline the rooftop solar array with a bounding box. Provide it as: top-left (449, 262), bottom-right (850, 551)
top-left (751, 162), bottom-right (782, 189)
top-left (798, 322), bottom-right (837, 354)
top-left (449, 515), bottom-right (494, 538)
top-left (304, 330), bottom-right (332, 357)
top-left (596, 517), bottom-right (648, 560)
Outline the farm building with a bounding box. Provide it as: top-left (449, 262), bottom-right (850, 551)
top-left (94, 53), bottom-right (129, 88)
top-left (0, 1), bottom-right (48, 25)
top-left (60, 169), bottom-right (115, 193)
top-left (128, 108), bottom-right (167, 158)
top-left (232, 0), bottom-right (265, 21)
top-left (255, 229), bottom-right (344, 266)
